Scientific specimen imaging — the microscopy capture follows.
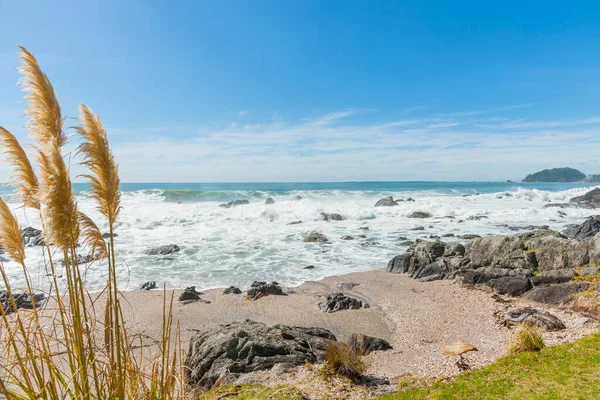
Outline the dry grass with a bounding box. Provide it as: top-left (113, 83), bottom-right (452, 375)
top-left (324, 341), bottom-right (368, 381)
top-left (0, 46), bottom-right (187, 400)
top-left (506, 323), bottom-right (545, 355)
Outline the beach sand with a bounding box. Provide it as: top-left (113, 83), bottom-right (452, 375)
top-left (118, 268), bottom-right (598, 381)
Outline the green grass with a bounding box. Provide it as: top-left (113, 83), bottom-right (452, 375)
top-left (379, 332), bottom-right (600, 400)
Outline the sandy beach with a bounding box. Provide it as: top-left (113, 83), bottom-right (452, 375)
top-left (118, 268), bottom-right (598, 382)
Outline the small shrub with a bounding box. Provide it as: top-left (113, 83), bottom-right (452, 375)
top-left (324, 341), bottom-right (367, 380)
top-left (506, 323), bottom-right (545, 355)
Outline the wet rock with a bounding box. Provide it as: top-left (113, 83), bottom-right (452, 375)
top-left (246, 281), bottom-right (285, 299)
top-left (102, 232), bottom-right (118, 238)
top-left (442, 233), bottom-right (455, 238)
top-left (184, 320), bottom-right (336, 388)
top-left (179, 287), bottom-right (202, 302)
top-left (0, 290), bottom-right (45, 314)
top-left (139, 281), bottom-right (157, 290)
top-left (562, 215), bottom-right (600, 241)
top-left (458, 234), bottom-right (480, 240)
top-left (59, 254), bottom-right (97, 266)
top-left (570, 188), bottom-right (600, 208)
top-left (543, 203), bottom-right (573, 209)
top-left (508, 225), bottom-right (550, 231)
top-left (443, 242), bottom-right (465, 257)
top-left (347, 333), bottom-right (392, 354)
top-left (219, 199), bottom-right (250, 208)
top-left (374, 196), bottom-right (398, 207)
top-left (406, 197), bottom-right (415, 202)
top-left (304, 265), bottom-right (315, 269)
top-left (318, 293), bottom-right (369, 313)
top-left (409, 211), bottom-right (432, 218)
top-left (503, 307), bottom-right (566, 331)
top-left (524, 282), bottom-right (591, 304)
top-left (223, 286), bottom-right (242, 295)
top-left (356, 234), bottom-right (367, 238)
top-left (531, 269), bottom-right (577, 286)
top-left (467, 215), bottom-right (488, 221)
top-left (337, 282), bottom-right (359, 290)
top-left (145, 244), bottom-right (180, 256)
top-left (303, 232), bottom-right (328, 243)
top-left (410, 226), bottom-right (425, 231)
top-left (359, 226), bottom-right (370, 230)
top-left (288, 220), bottom-right (303, 225)
top-left (341, 235), bottom-right (354, 240)
top-left (321, 213), bottom-right (343, 221)
top-left (265, 197), bottom-right (275, 205)
top-left (21, 227), bottom-right (44, 247)
top-left (292, 195), bottom-right (303, 201)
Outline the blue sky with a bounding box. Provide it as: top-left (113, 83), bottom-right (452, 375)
top-left (1, 1), bottom-right (600, 182)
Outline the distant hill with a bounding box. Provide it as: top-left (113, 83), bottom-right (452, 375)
top-left (522, 167), bottom-right (586, 183)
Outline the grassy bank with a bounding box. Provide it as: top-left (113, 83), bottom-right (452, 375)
top-left (198, 332), bottom-right (600, 399)
top-left (381, 331), bottom-right (600, 400)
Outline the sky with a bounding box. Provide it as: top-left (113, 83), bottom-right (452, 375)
top-left (1, 0), bottom-right (600, 182)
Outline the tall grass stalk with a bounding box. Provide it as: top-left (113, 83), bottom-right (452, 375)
top-left (0, 46), bottom-right (186, 399)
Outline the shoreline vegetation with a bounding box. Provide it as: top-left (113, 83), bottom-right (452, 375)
top-left (0, 47), bottom-right (599, 400)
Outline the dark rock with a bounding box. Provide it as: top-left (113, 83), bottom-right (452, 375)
top-left (524, 282), bottom-right (591, 304)
top-left (321, 213), bottom-right (343, 221)
top-left (458, 234), bottom-right (480, 240)
top-left (411, 260), bottom-right (446, 282)
top-left (0, 290), bottom-right (45, 314)
top-left (336, 282), bottom-right (359, 290)
top-left (102, 232), bottom-right (119, 238)
top-left (347, 333), bottom-right (392, 354)
top-left (356, 234), bottom-right (367, 238)
top-left (179, 287), bottom-right (202, 302)
top-left (292, 195), bottom-right (303, 201)
top-left (139, 281), bottom-right (157, 290)
top-left (570, 188), bottom-right (600, 208)
top-left (442, 233), bottom-right (455, 238)
top-left (59, 254), bottom-right (96, 266)
top-left (429, 235), bottom-right (440, 239)
top-left (487, 276), bottom-right (532, 296)
top-left (462, 267), bottom-right (533, 286)
top-left (543, 203), bottom-right (573, 209)
top-left (374, 196), bottom-right (398, 207)
top-left (265, 197), bottom-right (275, 205)
top-left (406, 197), bottom-right (415, 202)
top-left (410, 226), bottom-right (425, 231)
top-left (409, 211), bottom-right (432, 218)
top-left (303, 232), bottom-right (328, 243)
top-left (21, 227), bottom-right (44, 246)
top-left (359, 226), bottom-right (370, 230)
top-left (223, 286), bottom-right (242, 295)
top-left (145, 244), bottom-right (180, 256)
top-left (531, 269), bottom-right (577, 286)
top-left (341, 235), bottom-right (354, 240)
top-left (184, 320), bottom-right (336, 388)
top-left (318, 293), bottom-right (369, 313)
top-left (503, 307), bottom-right (566, 331)
top-left (304, 265), bottom-right (315, 269)
top-left (562, 215), bottom-right (600, 241)
top-left (508, 225), bottom-right (550, 231)
top-left (219, 199), bottom-right (250, 208)
top-left (288, 220), bottom-right (303, 225)
top-left (247, 281), bottom-right (285, 299)
top-left (467, 215), bottom-right (488, 221)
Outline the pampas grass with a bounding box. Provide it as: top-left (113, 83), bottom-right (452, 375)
top-left (0, 127), bottom-right (40, 209)
top-left (0, 46), bottom-right (186, 400)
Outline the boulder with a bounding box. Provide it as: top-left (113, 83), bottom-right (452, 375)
top-left (486, 276), bottom-right (532, 296)
top-left (444, 243), bottom-right (465, 257)
top-left (184, 320), bottom-right (336, 387)
top-left (441, 341), bottom-right (478, 356)
top-left (0, 290), bottom-right (45, 314)
top-left (246, 281), bottom-right (285, 299)
top-left (219, 200), bottom-right (250, 208)
top-left (531, 269), bottom-right (577, 286)
top-left (347, 333), bottom-right (392, 354)
top-left (21, 227), bottom-right (44, 247)
top-left (321, 213), bottom-right (343, 221)
top-left (525, 236), bottom-right (589, 271)
top-left (303, 232), bottom-right (328, 243)
top-left (145, 244), bottom-right (180, 256)
top-left (570, 188), bottom-right (600, 208)
top-left (341, 235), bottom-right (354, 240)
top-left (467, 235), bottom-right (528, 269)
top-left (265, 197), bottom-right (275, 205)
top-left (411, 260), bottom-right (446, 282)
top-left (410, 226), bottom-right (425, 231)
top-left (458, 234), bottom-right (481, 240)
top-left (562, 215), bottom-right (600, 241)
top-left (179, 287), bottom-right (202, 302)
top-left (508, 225), bottom-right (550, 231)
top-left (524, 282), bottom-right (590, 304)
top-left (502, 307), bottom-right (566, 331)
top-left (291, 195), bottom-right (303, 201)
top-left (223, 286), bottom-right (242, 295)
top-left (304, 265), bottom-right (315, 269)
top-left (374, 196), bottom-right (398, 207)
top-left (139, 281), bottom-right (157, 290)
top-left (409, 211), bottom-right (432, 218)
top-left (318, 293), bottom-right (369, 313)
top-left (462, 267), bottom-right (532, 286)
top-left (386, 253), bottom-right (411, 274)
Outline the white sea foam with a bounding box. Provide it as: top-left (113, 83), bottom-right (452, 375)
top-left (2, 185), bottom-right (597, 293)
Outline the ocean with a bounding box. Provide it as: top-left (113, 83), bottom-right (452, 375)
top-left (2, 181), bottom-right (597, 292)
